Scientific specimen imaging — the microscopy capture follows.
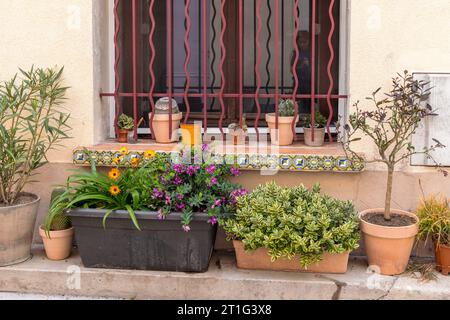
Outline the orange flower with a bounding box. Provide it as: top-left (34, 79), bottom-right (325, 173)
top-left (119, 147), bottom-right (129, 155)
top-left (131, 157), bottom-right (140, 168)
top-left (144, 149), bottom-right (156, 159)
top-left (109, 185), bottom-right (121, 196)
top-left (108, 168), bottom-right (121, 180)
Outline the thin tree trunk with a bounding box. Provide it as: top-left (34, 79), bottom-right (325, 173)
top-left (384, 166), bottom-right (394, 221)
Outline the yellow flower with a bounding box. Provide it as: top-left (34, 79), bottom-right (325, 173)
top-left (113, 155), bottom-right (123, 164)
top-left (109, 185), bottom-right (121, 196)
top-left (131, 157), bottom-right (140, 168)
top-left (144, 149), bottom-right (156, 159)
top-left (108, 168), bottom-right (121, 180)
top-left (119, 147), bottom-right (129, 155)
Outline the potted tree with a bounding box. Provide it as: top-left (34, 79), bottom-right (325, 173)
top-left (0, 66), bottom-right (70, 266)
top-left (49, 146), bottom-right (243, 272)
top-left (417, 194), bottom-right (450, 276)
top-left (223, 182), bottom-right (360, 274)
top-left (39, 188), bottom-right (74, 261)
top-left (117, 114), bottom-right (134, 143)
top-left (149, 97), bottom-right (183, 144)
top-left (340, 71), bottom-right (446, 275)
top-left (303, 111), bottom-right (328, 147)
top-left (265, 99), bottom-right (299, 146)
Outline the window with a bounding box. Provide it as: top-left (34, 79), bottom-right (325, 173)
top-left (102, 0), bottom-right (346, 142)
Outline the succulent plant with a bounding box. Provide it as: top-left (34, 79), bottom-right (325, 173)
top-left (155, 97), bottom-right (180, 114)
top-left (117, 114), bottom-right (134, 130)
top-left (278, 99), bottom-right (296, 117)
top-left (303, 111), bottom-right (328, 128)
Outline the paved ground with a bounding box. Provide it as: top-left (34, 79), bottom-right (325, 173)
top-left (0, 247), bottom-right (449, 300)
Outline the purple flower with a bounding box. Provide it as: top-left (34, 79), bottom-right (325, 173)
top-left (230, 188), bottom-right (249, 205)
top-left (182, 225), bottom-right (191, 233)
top-left (208, 216), bottom-right (218, 226)
top-left (153, 188), bottom-right (164, 199)
top-left (230, 166), bottom-right (240, 177)
top-left (177, 194), bottom-right (185, 200)
top-left (165, 195), bottom-right (172, 205)
top-left (173, 164), bottom-right (185, 174)
top-left (173, 175), bottom-right (183, 185)
top-left (157, 209), bottom-right (166, 220)
top-left (206, 164), bottom-right (216, 175)
top-left (202, 143), bottom-right (209, 152)
top-left (186, 165), bottom-right (200, 176)
top-left (175, 203), bottom-right (186, 211)
top-left (160, 175), bottom-right (167, 184)
top-left (209, 176), bottom-right (218, 186)
top-left (214, 199), bottom-right (222, 206)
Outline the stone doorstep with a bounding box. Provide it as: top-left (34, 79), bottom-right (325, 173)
top-left (0, 247), bottom-right (449, 300)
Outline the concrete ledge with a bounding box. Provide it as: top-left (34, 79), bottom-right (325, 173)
top-left (0, 247), bottom-right (449, 300)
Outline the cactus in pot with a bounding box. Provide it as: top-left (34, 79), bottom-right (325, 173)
top-left (265, 99), bottom-right (299, 146)
top-left (150, 98), bottom-right (183, 143)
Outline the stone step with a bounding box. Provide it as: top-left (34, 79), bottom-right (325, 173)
top-left (0, 247), bottom-right (449, 300)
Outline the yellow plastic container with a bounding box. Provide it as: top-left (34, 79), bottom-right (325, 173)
top-left (180, 123), bottom-right (202, 146)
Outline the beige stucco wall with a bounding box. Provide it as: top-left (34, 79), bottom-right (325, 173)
top-left (347, 0), bottom-right (450, 172)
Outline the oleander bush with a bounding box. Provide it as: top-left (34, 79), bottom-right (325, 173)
top-left (223, 182), bottom-right (360, 267)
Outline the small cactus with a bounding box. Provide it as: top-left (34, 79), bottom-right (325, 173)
top-left (278, 99), bottom-right (296, 117)
top-left (48, 188), bottom-right (71, 231)
top-left (155, 97), bottom-right (180, 114)
top-left (117, 114), bottom-right (134, 130)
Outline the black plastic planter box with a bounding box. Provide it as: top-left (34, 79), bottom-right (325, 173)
top-left (67, 209), bottom-right (217, 273)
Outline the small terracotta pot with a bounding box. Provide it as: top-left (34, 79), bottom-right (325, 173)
top-left (39, 226), bottom-right (74, 261)
top-left (359, 208), bottom-right (418, 276)
top-left (265, 113), bottom-right (299, 146)
top-left (434, 242), bottom-right (450, 276)
top-left (149, 112), bottom-right (183, 144)
top-left (117, 129), bottom-right (129, 143)
top-left (233, 240), bottom-right (350, 274)
top-left (304, 127), bottom-right (325, 147)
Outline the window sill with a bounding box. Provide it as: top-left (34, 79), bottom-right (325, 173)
top-left (72, 139), bottom-right (365, 173)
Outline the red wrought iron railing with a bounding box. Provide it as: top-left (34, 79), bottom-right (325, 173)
top-left (101, 0), bottom-right (347, 143)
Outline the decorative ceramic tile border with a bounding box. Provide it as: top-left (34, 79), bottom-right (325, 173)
top-left (73, 148), bottom-right (365, 173)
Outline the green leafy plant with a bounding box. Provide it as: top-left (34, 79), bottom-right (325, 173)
top-left (339, 71), bottom-right (447, 221)
top-left (0, 66), bottom-right (70, 205)
top-left (417, 194), bottom-right (450, 246)
top-left (44, 188), bottom-right (71, 233)
top-left (278, 99), bottom-right (296, 117)
top-left (117, 114), bottom-right (134, 131)
top-left (223, 182), bottom-right (360, 268)
top-left (303, 111), bottom-right (328, 128)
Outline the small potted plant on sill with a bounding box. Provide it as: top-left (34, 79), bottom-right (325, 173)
top-left (223, 182), bottom-right (360, 274)
top-left (0, 66), bottom-right (70, 266)
top-left (303, 111), bottom-right (328, 147)
top-left (149, 97), bottom-right (183, 144)
top-left (39, 188), bottom-right (74, 261)
top-left (50, 146), bottom-right (243, 272)
top-left (266, 99), bottom-right (299, 146)
top-left (417, 193), bottom-right (450, 276)
top-left (339, 71), bottom-right (447, 275)
top-left (228, 115), bottom-right (248, 146)
top-left (117, 113), bottom-right (134, 143)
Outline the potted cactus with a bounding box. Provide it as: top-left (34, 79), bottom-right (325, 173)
top-left (149, 97), bottom-right (183, 143)
top-left (228, 115), bottom-right (248, 145)
top-left (303, 111), bottom-right (328, 147)
top-left (39, 188), bottom-right (74, 261)
top-left (265, 99), bottom-right (299, 146)
top-left (117, 114), bottom-right (134, 143)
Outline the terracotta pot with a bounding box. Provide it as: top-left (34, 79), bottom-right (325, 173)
top-left (233, 240), bottom-right (350, 274)
top-left (265, 113), bottom-right (299, 146)
top-left (434, 242), bottom-right (450, 276)
top-left (0, 193), bottom-right (40, 266)
top-left (304, 127), bottom-right (325, 147)
top-left (359, 208), bottom-right (418, 276)
top-left (117, 129), bottom-right (129, 143)
top-left (39, 226), bottom-right (74, 261)
top-left (149, 112), bottom-right (183, 144)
